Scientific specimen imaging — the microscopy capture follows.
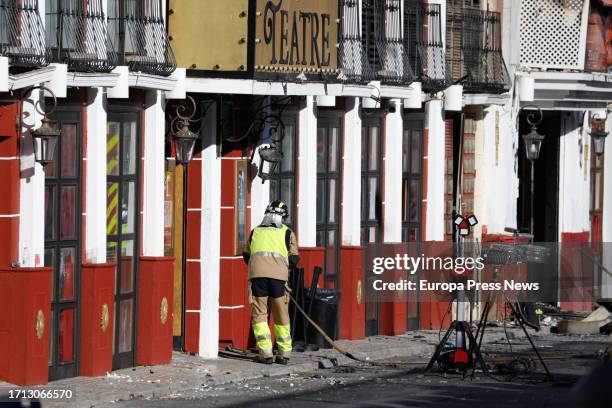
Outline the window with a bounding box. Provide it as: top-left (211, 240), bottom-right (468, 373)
top-left (402, 118), bottom-right (424, 243)
top-left (316, 112), bottom-right (342, 288)
top-left (0, 0), bottom-right (49, 67)
top-left (361, 115), bottom-right (384, 336)
top-left (107, 0), bottom-right (175, 75)
top-left (106, 111), bottom-right (140, 370)
top-left (361, 117), bottom-right (383, 245)
top-left (44, 109), bottom-right (81, 381)
top-left (361, 0), bottom-right (411, 84)
top-left (269, 112), bottom-right (298, 232)
top-left (44, 0), bottom-right (116, 71)
top-left (590, 143), bottom-right (604, 298)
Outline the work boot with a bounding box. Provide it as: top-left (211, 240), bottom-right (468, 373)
top-left (254, 355), bottom-right (274, 364)
top-left (275, 356), bottom-right (289, 365)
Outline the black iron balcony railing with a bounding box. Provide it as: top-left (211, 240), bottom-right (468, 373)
top-left (338, 0), bottom-right (374, 83)
top-left (46, 0), bottom-right (117, 72)
top-left (362, 0), bottom-right (413, 85)
top-left (404, 2), bottom-right (449, 91)
top-left (447, 7), bottom-right (509, 93)
top-left (108, 0), bottom-right (175, 76)
top-left (0, 0), bottom-right (50, 68)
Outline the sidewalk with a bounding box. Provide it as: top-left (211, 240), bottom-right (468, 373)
top-left (0, 333), bottom-right (436, 407)
top-left (0, 329), bottom-right (608, 407)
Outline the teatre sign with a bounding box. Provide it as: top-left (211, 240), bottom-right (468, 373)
top-left (255, 0), bottom-right (339, 73)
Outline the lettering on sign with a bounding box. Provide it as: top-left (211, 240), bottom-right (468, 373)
top-left (256, 0), bottom-right (338, 72)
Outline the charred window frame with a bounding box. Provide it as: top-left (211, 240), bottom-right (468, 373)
top-left (401, 116), bottom-right (424, 242)
top-left (446, 2), bottom-right (509, 92)
top-left (362, 0), bottom-right (412, 84)
top-left (404, 1), bottom-right (448, 91)
top-left (316, 111), bottom-right (343, 289)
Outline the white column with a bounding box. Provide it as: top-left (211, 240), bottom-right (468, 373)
top-left (85, 88), bottom-right (108, 263)
top-left (341, 97), bottom-right (362, 246)
top-left (383, 99), bottom-right (403, 243)
top-left (558, 112), bottom-right (591, 238)
top-left (142, 90), bottom-right (165, 256)
top-left (199, 103), bottom-right (221, 358)
top-left (473, 104), bottom-right (519, 237)
top-left (602, 115), bottom-right (612, 298)
top-left (19, 91), bottom-right (44, 267)
top-left (298, 96), bottom-right (317, 246)
top-left (424, 98), bottom-right (445, 241)
top-left (18, 0), bottom-right (46, 267)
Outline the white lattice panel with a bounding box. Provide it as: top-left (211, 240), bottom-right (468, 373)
top-left (519, 0), bottom-right (589, 70)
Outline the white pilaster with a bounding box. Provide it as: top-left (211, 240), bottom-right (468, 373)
top-left (473, 105), bottom-right (519, 236)
top-left (558, 112), bottom-right (591, 238)
top-left (19, 92), bottom-right (44, 267)
top-left (199, 103), bottom-right (221, 358)
top-left (142, 90), bottom-right (165, 256)
top-left (298, 96), bottom-right (317, 246)
top-left (602, 115), bottom-right (612, 298)
top-left (383, 99), bottom-right (403, 243)
top-left (424, 98), bottom-right (445, 241)
top-left (341, 97), bottom-right (362, 246)
top-left (85, 88), bottom-right (108, 263)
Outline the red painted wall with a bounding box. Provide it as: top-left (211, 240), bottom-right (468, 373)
top-left (137, 256), bottom-right (174, 366)
top-left (299, 247), bottom-right (325, 288)
top-left (183, 154), bottom-right (203, 353)
top-left (0, 102), bottom-right (20, 268)
top-left (0, 267), bottom-right (53, 385)
top-left (80, 262), bottom-right (115, 376)
top-left (218, 151), bottom-right (251, 349)
top-left (339, 246), bottom-right (365, 339)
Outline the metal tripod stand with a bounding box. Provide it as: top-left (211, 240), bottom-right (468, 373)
top-left (470, 262), bottom-right (553, 380)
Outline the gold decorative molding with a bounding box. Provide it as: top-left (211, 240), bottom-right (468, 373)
top-left (161, 297), bottom-right (169, 325)
top-left (356, 280), bottom-right (363, 305)
top-left (100, 303), bottom-right (110, 332)
top-left (35, 310), bottom-right (44, 340)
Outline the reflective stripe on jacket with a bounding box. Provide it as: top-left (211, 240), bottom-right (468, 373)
top-left (249, 224), bottom-right (289, 260)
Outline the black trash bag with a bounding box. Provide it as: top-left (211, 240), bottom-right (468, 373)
top-left (303, 288), bottom-right (340, 349)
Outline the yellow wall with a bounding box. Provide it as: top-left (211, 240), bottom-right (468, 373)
top-left (168, 0), bottom-right (250, 72)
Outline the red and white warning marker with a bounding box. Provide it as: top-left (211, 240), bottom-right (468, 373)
top-left (454, 214), bottom-right (478, 237)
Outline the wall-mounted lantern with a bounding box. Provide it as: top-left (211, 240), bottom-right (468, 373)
top-left (256, 118), bottom-right (285, 182)
top-left (21, 86), bottom-right (61, 166)
top-left (168, 96), bottom-right (200, 165)
top-left (590, 112), bottom-right (608, 156)
top-left (173, 124), bottom-right (199, 165)
top-left (521, 106), bottom-right (545, 161)
top-left (257, 145), bottom-right (283, 181)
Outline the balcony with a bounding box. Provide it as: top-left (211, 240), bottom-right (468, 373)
top-left (362, 0), bottom-right (413, 85)
top-left (519, 0), bottom-right (588, 71)
top-left (45, 0), bottom-right (117, 72)
top-left (447, 7), bottom-right (509, 93)
top-left (0, 0), bottom-right (50, 68)
top-left (404, 1), bottom-right (448, 91)
top-left (338, 0), bottom-right (373, 83)
top-left (107, 0), bottom-right (175, 76)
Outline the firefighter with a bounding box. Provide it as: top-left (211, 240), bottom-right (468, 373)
top-left (243, 200), bottom-right (299, 364)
